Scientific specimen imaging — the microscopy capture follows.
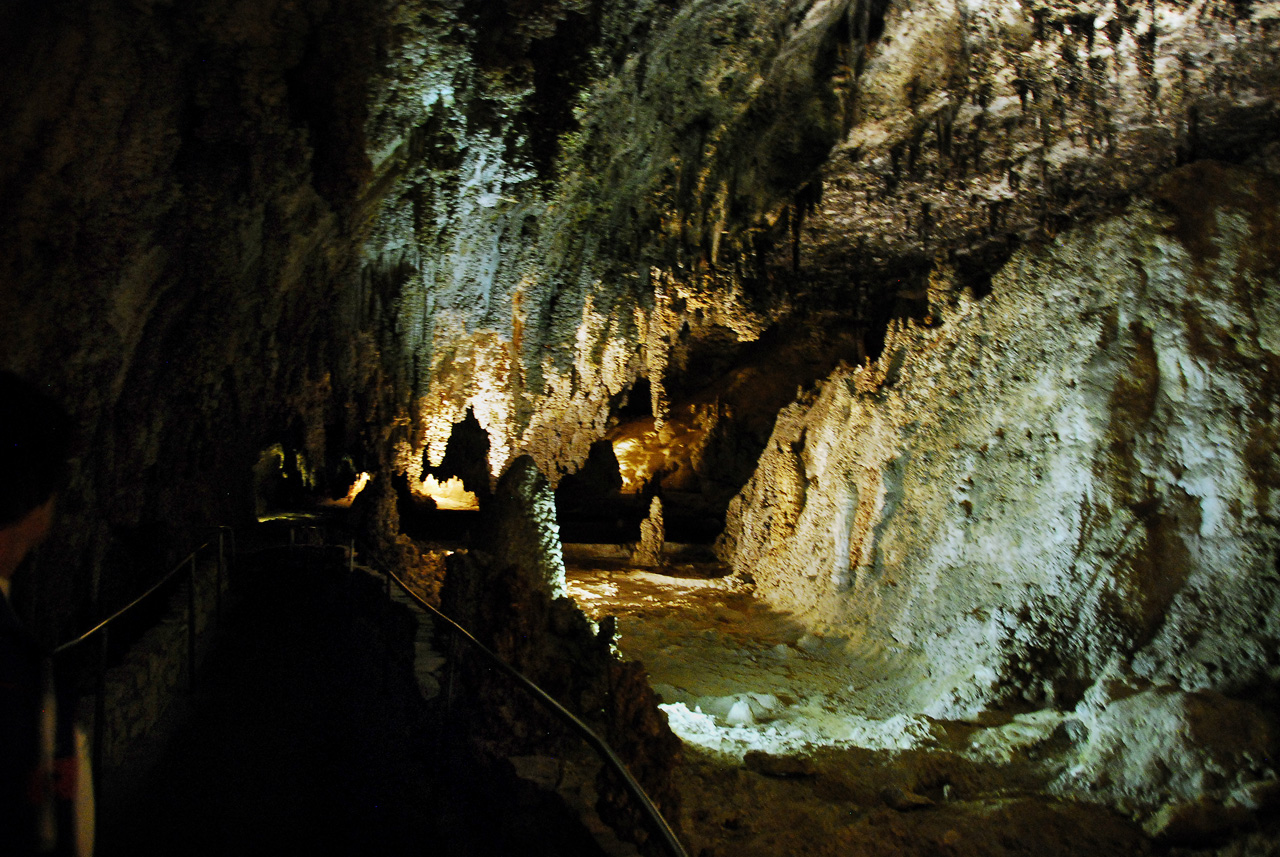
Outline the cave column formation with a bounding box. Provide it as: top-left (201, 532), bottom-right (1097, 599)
top-left (3, 0), bottom-right (1280, 850)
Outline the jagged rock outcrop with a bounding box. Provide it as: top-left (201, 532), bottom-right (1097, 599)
top-left (724, 161), bottom-right (1280, 712)
top-left (720, 159), bottom-right (1280, 819)
top-left (440, 457), bottom-right (606, 755)
top-left (439, 456), bottom-right (682, 847)
top-left (1057, 685), bottom-right (1277, 835)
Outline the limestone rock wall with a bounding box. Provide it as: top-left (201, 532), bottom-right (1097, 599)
top-left (91, 551), bottom-right (226, 773)
top-left (720, 161), bottom-right (1280, 720)
top-left (364, 0), bottom-right (882, 484)
top-left (0, 0), bottom-right (394, 640)
top-left (371, 0), bottom-right (1280, 493)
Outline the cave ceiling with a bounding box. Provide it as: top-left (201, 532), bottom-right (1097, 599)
top-left (1, 0), bottom-right (1278, 636)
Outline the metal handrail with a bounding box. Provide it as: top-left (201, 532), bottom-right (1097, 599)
top-left (368, 552), bottom-right (690, 857)
top-left (52, 526), bottom-right (233, 655)
top-left (51, 525), bottom-right (234, 790)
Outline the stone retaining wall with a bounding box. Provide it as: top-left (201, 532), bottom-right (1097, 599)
top-left (85, 550), bottom-right (228, 773)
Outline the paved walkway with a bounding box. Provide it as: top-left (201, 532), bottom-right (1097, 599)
top-left (99, 548), bottom-right (604, 857)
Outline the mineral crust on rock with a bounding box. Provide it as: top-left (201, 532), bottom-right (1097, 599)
top-left (724, 162), bottom-right (1280, 719)
top-left (719, 161), bottom-right (1280, 824)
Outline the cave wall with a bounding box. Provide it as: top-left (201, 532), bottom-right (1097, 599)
top-left (3, 0), bottom-right (1278, 672)
top-left (722, 161), bottom-right (1280, 720)
top-left (0, 0), bottom-right (393, 639)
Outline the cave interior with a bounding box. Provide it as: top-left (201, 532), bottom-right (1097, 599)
top-left (4, 0), bottom-right (1280, 854)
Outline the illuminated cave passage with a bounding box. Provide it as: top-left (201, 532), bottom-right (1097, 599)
top-left (4, 1), bottom-right (1280, 855)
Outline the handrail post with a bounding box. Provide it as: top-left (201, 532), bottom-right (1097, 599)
top-left (382, 562), bottom-right (391, 691)
top-left (93, 626), bottom-right (108, 795)
top-left (216, 530), bottom-right (224, 626)
top-left (346, 539), bottom-right (355, 626)
top-left (187, 553), bottom-right (197, 692)
top-left (445, 628), bottom-right (458, 719)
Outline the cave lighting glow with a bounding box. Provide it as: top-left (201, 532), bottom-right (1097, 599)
top-left (417, 475), bottom-right (480, 511)
top-left (612, 437), bottom-right (648, 492)
top-left (336, 472), bottom-right (372, 506)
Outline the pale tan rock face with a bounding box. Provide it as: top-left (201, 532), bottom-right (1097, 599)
top-left (721, 162), bottom-right (1280, 720)
top-left (376, 0), bottom-right (1280, 510)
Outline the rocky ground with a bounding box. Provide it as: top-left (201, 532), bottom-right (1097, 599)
top-left (566, 558), bottom-right (1280, 857)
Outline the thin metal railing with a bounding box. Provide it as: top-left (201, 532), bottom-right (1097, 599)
top-left (77, 517), bottom-right (686, 856)
top-left (345, 539), bottom-right (689, 857)
top-left (52, 525), bottom-right (235, 783)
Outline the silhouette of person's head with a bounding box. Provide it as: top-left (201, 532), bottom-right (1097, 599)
top-left (0, 372), bottom-right (71, 582)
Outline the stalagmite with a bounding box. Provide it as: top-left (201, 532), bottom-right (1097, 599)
top-left (632, 496), bottom-right (665, 568)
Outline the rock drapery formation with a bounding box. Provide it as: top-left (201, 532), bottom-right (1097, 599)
top-left (379, 0), bottom-right (1280, 494)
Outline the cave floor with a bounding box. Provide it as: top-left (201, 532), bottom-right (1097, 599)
top-left (565, 560), bottom-right (1166, 857)
top-left (567, 559), bottom-right (971, 758)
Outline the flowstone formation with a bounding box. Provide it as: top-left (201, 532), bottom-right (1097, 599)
top-left (720, 161), bottom-right (1280, 828)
